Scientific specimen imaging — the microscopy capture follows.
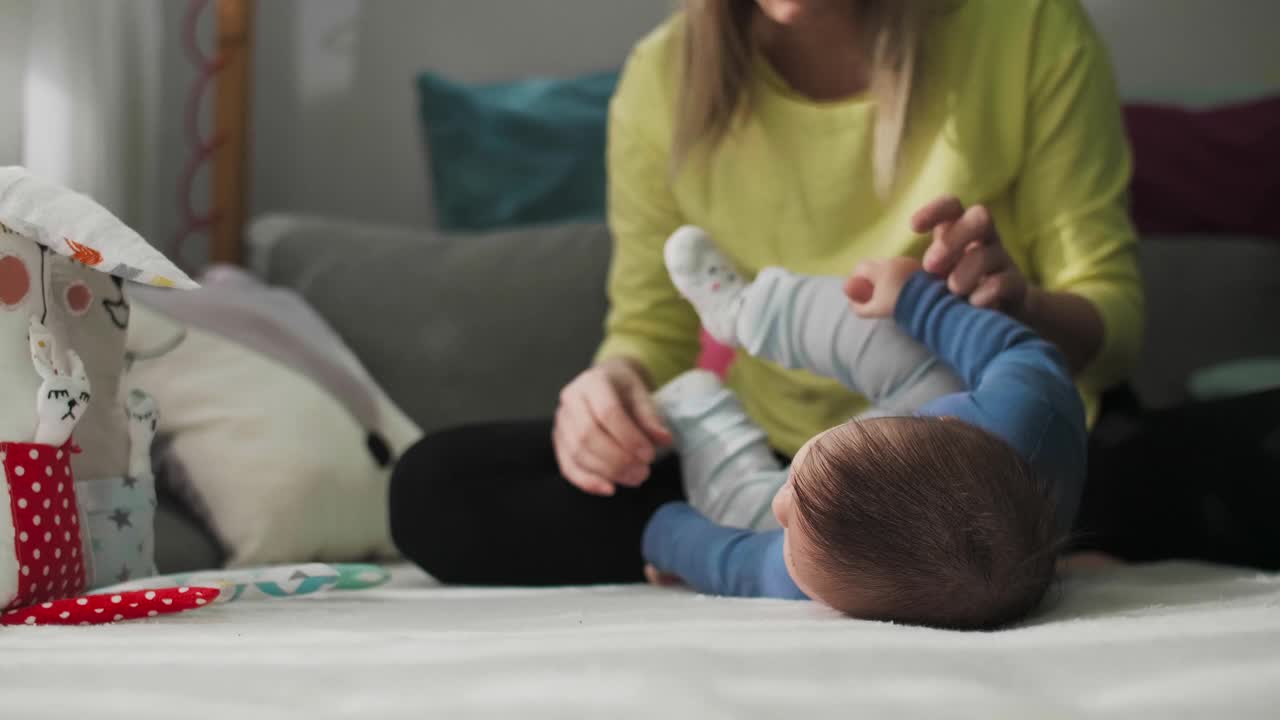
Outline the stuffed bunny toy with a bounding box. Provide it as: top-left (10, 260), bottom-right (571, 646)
top-left (76, 388), bottom-right (161, 586)
top-left (0, 320), bottom-right (94, 608)
top-left (0, 166), bottom-right (194, 610)
top-left (29, 318), bottom-right (91, 447)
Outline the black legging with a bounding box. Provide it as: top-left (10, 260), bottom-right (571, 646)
top-left (388, 420), bottom-right (685, 585)
top-left (1073, 387), bottom-right (1280, 569)
top-left (390, 389), bottom-right (1280, 585)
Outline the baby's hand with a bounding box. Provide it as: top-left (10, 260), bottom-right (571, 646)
top-left (843, 257), bottom-right (922, 318)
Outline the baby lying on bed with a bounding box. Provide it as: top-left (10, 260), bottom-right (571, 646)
top-left (642, 227), bottom-right (1087, 630)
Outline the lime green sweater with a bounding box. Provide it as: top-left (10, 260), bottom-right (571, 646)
top-left (597, 0), bottom-right (1143, 455)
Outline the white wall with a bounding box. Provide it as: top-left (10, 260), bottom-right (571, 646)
top-left (246, 0), bottom-right (671, 230)
top-left (0, 1), bottom-right (32, 165)
top-left (148, 0), bottom-right (1279, 244)
top-left (1081, 0), bottom-right (1280, 105)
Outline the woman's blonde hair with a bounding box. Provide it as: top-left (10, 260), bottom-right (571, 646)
top-left (674, 0), bottom-right (930, 196)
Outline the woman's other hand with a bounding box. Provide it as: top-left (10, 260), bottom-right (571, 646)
top-left (913, 195), bottom-right (1030, 316)
top-left (553, 358), bottom-right (673, 496)
top-left (844, 257), bottom-right (922, 318)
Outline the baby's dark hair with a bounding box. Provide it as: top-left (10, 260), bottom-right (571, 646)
top-left (791, 417), bottom-right (1061, 630)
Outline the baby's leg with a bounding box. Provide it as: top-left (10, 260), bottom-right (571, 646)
top-left (739, 268), bottom-right (963, 412)
top-left (665, 227), bottom-right (963, 413)
top-left (654, 370), bottom-right (787, 530)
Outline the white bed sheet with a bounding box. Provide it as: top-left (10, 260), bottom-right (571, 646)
top-left (3, 561), bottom-right (1279, 719)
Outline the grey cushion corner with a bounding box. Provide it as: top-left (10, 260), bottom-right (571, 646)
top-left (154, 493), bottom-right (225, 573)
top-left (265, 217), bottom-right (614, 434)
top-left (1135, 234), bottom-right (1280, 407)
top-left (249, 213), bottom-right (439, 283)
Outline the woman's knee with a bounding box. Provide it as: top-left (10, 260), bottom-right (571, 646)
top-left (388, 428), bottom-right (485, 583)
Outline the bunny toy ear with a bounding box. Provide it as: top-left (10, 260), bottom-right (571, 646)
top-left (29, 317), bottom-right (56, 380)
top-left (66, 349), bottom-right (87, 381)
top-left (29, 315), bottom-right (50, 340)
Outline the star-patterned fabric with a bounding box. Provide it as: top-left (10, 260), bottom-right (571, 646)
top-left (3, 441), bottom-right (88, 609)
top-left (75, 472), bottom-right (156, 589)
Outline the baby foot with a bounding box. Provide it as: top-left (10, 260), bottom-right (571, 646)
top-left (654, 369), bottom-right (725, 413)
top-left (665, 226), bottom-right (747, 346)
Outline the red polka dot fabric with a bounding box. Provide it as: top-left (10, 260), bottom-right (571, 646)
top-left (1, 586), bottom-right (220, 626)
top-left (4, 441), bottom-right (86, 609)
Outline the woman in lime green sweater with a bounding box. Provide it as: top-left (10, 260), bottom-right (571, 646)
top-left (389, 0), bottom-right (1144, 584)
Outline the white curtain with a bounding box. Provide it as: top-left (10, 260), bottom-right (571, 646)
top-left (0, 0), bottom-right (162, 239)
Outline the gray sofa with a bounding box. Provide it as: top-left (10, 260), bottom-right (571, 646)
top-left (249, 214), bottom-right (1280, 418)
top-left (247, 215), bottom-right (613, 436)
top-left (151, 213), bottom-right (1280, 571)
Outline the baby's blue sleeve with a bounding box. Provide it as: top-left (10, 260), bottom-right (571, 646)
top-left (894, 271), bottom-right (1072, 394)
top-left (897, 271), bottom-right (1089, 528)
top-left (642, 502), bottom-right (808, 600)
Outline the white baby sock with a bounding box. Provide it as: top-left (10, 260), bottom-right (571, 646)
top-left (653, 367), bottom-right (728, 408)
top-left (664, 226), bottom-right (749, 346)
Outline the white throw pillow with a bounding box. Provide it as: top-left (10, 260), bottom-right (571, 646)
top-left (125, 302), bottom-right (420, 566)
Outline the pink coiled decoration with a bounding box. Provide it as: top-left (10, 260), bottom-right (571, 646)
top-left (172, 0), bottom-right (225, 272)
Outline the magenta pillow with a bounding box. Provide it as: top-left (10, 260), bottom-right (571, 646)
top-left (1126, 96), bottom-right (1280, 238)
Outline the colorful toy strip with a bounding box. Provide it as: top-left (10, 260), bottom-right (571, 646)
top-left (97, 563), bottom-right (391, 603)
top-left (1, 586), bottom-right (219, 626)
top-left (2, 562), bottom-right (393, 627)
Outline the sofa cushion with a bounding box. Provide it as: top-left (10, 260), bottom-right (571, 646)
top-left (258, 216), bottom-right (612, 435)
top-left (1134, 235), bottom-right (1280, 407)
top-left (417, 70), bottom-right (618, 231)
top-left (253, 217), bottom-right (1280, 420)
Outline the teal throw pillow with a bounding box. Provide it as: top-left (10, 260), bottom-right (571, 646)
top-left (417, 69), bottom-right (618, 231)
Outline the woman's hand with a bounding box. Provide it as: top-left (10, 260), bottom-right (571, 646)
top-left (913, 196), bottom-right (1030, 316)
top-left (553, 358), bottom-right (673, 497)
top-left (912, 195), bottom-right (1105, 372)
top-left (844, 257), bottom-right (922, 318)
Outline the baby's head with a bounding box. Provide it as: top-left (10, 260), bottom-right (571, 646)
top-left (773, 417), bottom-right (1060, 630)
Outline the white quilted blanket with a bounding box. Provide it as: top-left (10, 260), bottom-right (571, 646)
top-left (3, 562), bottom-right (1279, 718)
